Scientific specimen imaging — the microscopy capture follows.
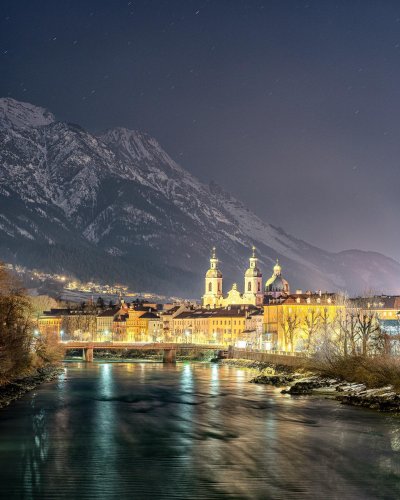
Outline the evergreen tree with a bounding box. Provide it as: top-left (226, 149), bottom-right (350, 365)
top-left (96, 296), bottom-right (105, 309)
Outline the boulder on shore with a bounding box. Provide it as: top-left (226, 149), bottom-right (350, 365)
top-left (251, 374), bottom-right (295, 386)
top-left (336, 384), bottom-right (400, 412)
top-left (281, 376), bottom-right (338, 395)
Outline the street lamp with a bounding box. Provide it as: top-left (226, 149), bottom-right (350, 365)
top-left (184, 329), bottom-right (191, 344)
top-left (60, 329), bottom-right (64, 342)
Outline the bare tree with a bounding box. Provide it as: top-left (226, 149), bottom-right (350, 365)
top-left (303, 308), bottom-right (321, 352)
top-left (30, 295), bottom-right (58, 319)
top-left (280, 310), bottom-right (301, 353)
top-left (61, 314), bottom-right (96, 341)
top-left (356, 309), bottom-right (382, 355)
top-left (334, 295), bottom-right (359, 356)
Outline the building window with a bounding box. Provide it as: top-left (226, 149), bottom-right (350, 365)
top-left (248, 282), bottom-right (251, 292)
top-left (208, 282), bottom-right (212, 292)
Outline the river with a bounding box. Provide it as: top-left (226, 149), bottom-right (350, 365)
top-left (0, 362), bottom-right (399, 499)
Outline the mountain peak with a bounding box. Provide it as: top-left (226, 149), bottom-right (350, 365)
top-left (0, 97), bottom-right (55, 129)
top-left (99, 126), bottom-right (184, 174)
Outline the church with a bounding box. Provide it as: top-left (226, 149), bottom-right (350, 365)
top-left (202, 247), bottom-right (290, 308)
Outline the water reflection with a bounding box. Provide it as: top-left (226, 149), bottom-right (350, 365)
top-left (21, 394), bottom-right (49, 498)
top-left (0, 362), bottom-right (399, 499)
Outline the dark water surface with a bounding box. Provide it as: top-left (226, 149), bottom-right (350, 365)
top-left (0, 362), bottom-right (399, 499)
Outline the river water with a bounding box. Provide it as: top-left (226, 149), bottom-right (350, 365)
top-left (0, 362), bottom-right (399, 499)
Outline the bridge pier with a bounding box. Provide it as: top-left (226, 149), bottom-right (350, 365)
top-left (227, 345), bottom-right (234, 359)
top-left (83, 347), bottom-right (94, 362)
top-left (163, 349), bottom-right (176, 363)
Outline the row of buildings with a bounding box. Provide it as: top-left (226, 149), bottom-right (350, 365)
top-left (37, 301), bottom-right (264, 347)
top-left (37, 248), bottom-right (400, 352)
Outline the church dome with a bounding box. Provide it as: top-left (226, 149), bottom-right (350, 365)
top-left (265, 274), bottom-right (288, 292)
top-left (265, 259), bottom-right (289, 294)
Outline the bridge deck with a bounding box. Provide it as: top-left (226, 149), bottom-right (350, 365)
top-left (61, 342), bottom-right (226, 350)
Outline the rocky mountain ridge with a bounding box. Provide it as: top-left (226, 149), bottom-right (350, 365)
top-left (0, 97), bottom-right (399, 296)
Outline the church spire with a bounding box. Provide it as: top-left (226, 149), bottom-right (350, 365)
top-left (210, 246), bottom-right (219, 270)
top-left (274, 259), bottom-right (281, 276)
top-left (249, 246), bottom-right (258, 269)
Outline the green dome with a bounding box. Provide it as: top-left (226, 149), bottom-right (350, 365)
top-left (265, 274), bottom-right (288, 292)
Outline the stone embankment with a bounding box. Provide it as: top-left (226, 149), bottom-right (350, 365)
top-left (222, 358), bottom-right (400, 412)
top-left (0, 365), bottom-right (63, 408)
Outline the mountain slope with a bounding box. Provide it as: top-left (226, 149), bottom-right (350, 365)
top-left (0, 97), bottom-right (399, 296)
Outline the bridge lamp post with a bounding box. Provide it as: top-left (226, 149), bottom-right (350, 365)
top-left (60, 329), bottom-right (64, 342)
top-left (184, 329), bottom-right (191, 343)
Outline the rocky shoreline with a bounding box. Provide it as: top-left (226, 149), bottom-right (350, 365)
top-left (0, 365), bottom-right (63, 409)
top-left (222, 359), bottom-right (400, 413)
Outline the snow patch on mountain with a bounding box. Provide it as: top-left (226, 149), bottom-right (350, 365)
top-left (0, 97), bottom-right (55, 129)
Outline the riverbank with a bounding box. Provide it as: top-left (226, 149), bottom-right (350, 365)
top-left (0, 365), bottom-right (63, 409)
top-left (221, 358), bottom-right (400, 413)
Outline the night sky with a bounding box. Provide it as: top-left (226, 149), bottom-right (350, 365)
top-left (1, 1), bottom-right (399, 260)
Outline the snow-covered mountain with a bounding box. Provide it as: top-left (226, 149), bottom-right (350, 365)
top-left (0, 97), bottom-right (399, 296)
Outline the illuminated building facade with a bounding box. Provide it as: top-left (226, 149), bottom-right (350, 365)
top-left (37, 312), bottom-right (62, 338)
top-left (126, 306), bottom-right (162, 342)
top-left (263, 292), bottom-right (341, 352)
top-left (172, 305), bottom-right (260, 346)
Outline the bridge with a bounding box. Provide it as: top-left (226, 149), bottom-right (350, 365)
top-left (61, 341), bottom-right (227, 363)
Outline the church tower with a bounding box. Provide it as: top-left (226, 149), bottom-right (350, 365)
top-left (243, 246), bottom-right (263, 306)
top-left (202, 247), bottom-right (223, 308)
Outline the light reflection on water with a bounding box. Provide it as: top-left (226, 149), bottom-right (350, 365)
top-left (0, 362), bottom-right (399, 499)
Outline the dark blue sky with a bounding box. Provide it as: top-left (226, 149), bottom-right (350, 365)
top-left (1, 0), bottom-right (400, 259)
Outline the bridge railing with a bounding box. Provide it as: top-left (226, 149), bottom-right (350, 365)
top-left (60, 341), bottom-right (226, 350)
top-left (229, 348), bottom-right (307, 364)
